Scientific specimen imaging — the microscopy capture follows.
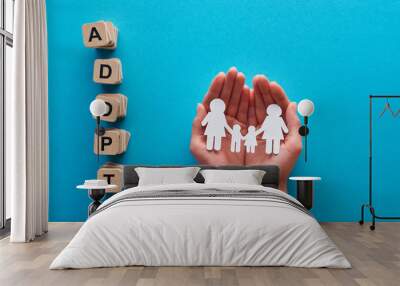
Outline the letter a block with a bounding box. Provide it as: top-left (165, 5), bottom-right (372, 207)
top-left (82, 21), bottom-right (118, 49)
top-left (97, 163), bottom-right (124, 193)
top-left (93, 58), bottom-right (123, 84)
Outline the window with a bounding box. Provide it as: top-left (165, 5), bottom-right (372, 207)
top-left (0, 0), bottom-right (14, 232)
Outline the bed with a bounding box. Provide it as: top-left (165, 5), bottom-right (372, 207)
top-left (50, 165), bottom-right (350, 269)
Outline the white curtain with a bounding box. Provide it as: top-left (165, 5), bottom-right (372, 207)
top-left (7, 0), bottom-right (48, 242)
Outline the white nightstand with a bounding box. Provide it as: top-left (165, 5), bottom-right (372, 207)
top-left (289, 177), bottom-right (321, 210)
top-left (77, 180), bottom-right (116, 216)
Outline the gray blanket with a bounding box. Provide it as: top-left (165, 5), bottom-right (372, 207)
top-left (92, 189), bottom-right (310, 217)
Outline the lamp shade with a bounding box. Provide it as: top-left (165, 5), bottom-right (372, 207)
top-left (89, 99), bottom-right (108, 117)
top-left (298, 99), bottom-right (315, 117)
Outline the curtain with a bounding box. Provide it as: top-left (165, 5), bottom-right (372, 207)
top-left (7, 0), bottom-right (48, 242)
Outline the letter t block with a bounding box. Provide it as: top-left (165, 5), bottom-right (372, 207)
top-left (97, 165), bottom-right (123, 193)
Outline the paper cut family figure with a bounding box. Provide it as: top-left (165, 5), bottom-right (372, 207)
top-left (201, 99), bottom-right (233, 151)
top-left (201, 99), bottom-right (289, 155)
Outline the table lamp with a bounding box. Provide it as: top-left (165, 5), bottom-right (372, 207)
top-left (89, 99), bottom-right (109, 161)
top-left (297, 99), bottom-right (315, 162)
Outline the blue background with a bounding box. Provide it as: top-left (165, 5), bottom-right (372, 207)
top-left (47, 0), bottom-right (400, 222)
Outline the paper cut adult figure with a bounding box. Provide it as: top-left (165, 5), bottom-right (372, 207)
top-left (230, 124), bottom-right (243, 153)
top-left (244, 126), bottom-right (257, 153)
top-left (201, 98), bottom-right (233, 151)
top-left (256, 104), bottom-right (289, 155)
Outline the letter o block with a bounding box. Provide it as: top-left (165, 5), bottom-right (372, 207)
top-left (98, 96), bottom-right (119, 122)
top-left (96, 94), bottom-right (127, 122)
top-left (93, 58), bottom-right (122, 84)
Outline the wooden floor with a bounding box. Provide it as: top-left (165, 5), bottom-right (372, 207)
top-left (0, 223), bottom-right (399, 286)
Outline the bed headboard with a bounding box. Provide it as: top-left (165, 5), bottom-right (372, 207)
top-left (121, 165), bottom-right (280, 190)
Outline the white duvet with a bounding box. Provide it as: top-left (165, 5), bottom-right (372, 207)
top-left (50, 183), bottom-right (350, 269)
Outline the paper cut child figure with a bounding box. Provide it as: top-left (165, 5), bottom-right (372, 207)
top-left (230, 124), bottom-right (243, 153)
top-left (244, 126), bottom-right (257, 153)
top-left (202, 98), bottom-right (233, 151)
top-left (256, 104), bottom-right (289, 155)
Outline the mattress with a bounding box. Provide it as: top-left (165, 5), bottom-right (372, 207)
top-left (50, 183), bottom-right (350, 269)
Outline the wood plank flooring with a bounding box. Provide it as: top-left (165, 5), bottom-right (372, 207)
top-left (0, 222), bottom-right (399, 286)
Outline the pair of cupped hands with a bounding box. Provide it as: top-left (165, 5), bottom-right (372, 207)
top-left (190, 67), bottom-right (303, 191)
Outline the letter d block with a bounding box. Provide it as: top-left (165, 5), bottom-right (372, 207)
top-left (97, 167), bottom-right (123, 193)
top-left (93, 58), bottom-right (122, 84)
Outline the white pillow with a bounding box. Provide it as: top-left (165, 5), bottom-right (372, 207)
top-left (200, 169), bottom-right (266, 185)
top-left (135, 167), bottom-right (200, 186)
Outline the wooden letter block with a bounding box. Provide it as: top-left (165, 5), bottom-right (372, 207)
top-left (97, 163), bottom-right (124, 193)
top-left (94, 128), bottom-right (130, 155)
top-left (82, 22), bottom-right (108, 48)
top-left (82, 21), bottom-right (118, 49)
top-left (94, 129), bottom-right (120, 155)
top-left (93, 58), bottom-right (123, 84)
top-left (96, 94), bottom-right (127, 122)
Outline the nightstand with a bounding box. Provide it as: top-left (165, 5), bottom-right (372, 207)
top-left (77, 180), bottom-right (116, 216)
top-left (289, 177), bottom-right (321, 210)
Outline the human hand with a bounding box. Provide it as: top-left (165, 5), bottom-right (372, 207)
top-left (245, 76), bottom-right (302, 191)
top-left (190, 70), bottom-right (302, 191)
top-left (190, 67), bottom-right (248, 165)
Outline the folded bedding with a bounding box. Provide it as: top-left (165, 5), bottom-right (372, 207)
top-left (50, 183), bottom-right (350, 269)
